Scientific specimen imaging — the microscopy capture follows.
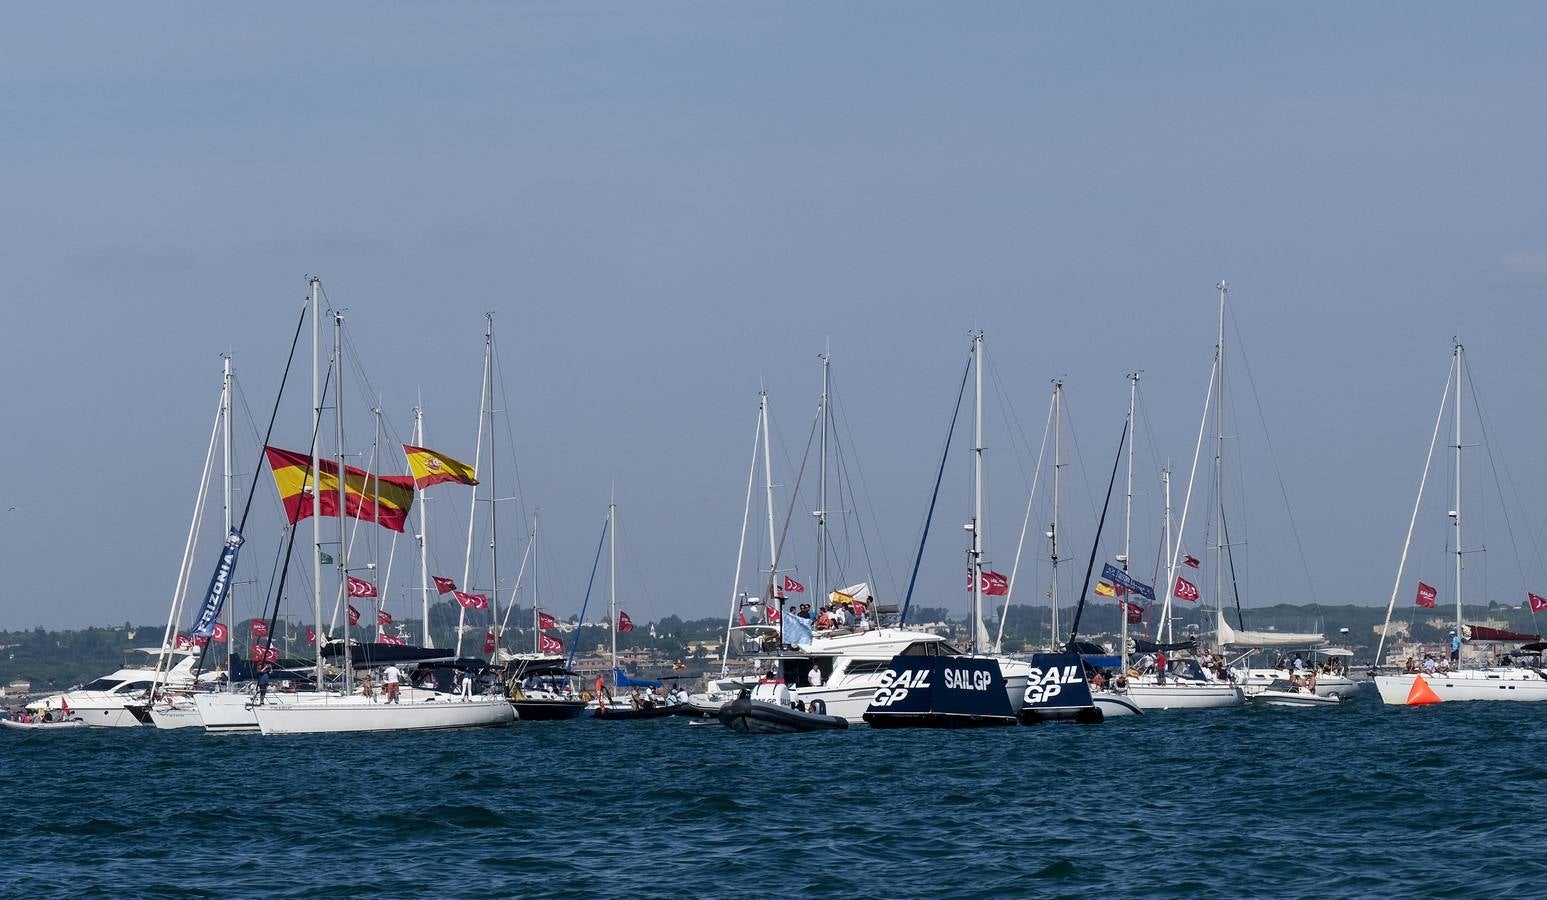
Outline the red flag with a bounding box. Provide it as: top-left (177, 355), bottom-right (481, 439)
top-left (766, 605), bottom-right (782, 623)
top-left (783, 575), bottom-right (805, 594)
top-left (1183, 554), bottom-right (1201, 569)
top-left (174, 634), bottom-right (193, 650)
top-left (981, 570), bottom-right (1010, 596)
top-left (594, 676), bottom-right (608, 707)
top-left (264, 646), bottom-right (278, 663)
top-left (212, 622), bottom-right (229, 643)
top-left (454, 591), bottom-right (488, 610)
top-left (853, 600), bottom-right (867, 618)
top-left (194, 634), bottom-right (209, 648)
top-left (1530, 592), bottom-right (1547, 613)
top-left (380, 633), bottom-right (406, 646)
top-left (736, 609), bottom-right (747, 627)
top-left (1415, 581), bottom-right (1437, 608)
top-left (1173, 576), bottom-right (1200, 603)
top-left (347, 576), bottom-right (378, 599)
top-left (432, 576), bottom-right (457, 594)
top-left (1119, 598), bottom-right (1145, 624)
top-left (618, 611), bottom-right (635, 632)
top-left (377, 609), bottom-right (393, 626)
top-left (483, 630), bottom-right (497, 654)
top-left (305, 627), bottom-right (316, 645)
top-left (251, 643), bottom-right (269, 660)
top-left (348, 605), bottom-right (362, 625)
top-left (61, 697), bottom-right (72, 716)
top-left (251, 620), bottom-right (270, 638)
top-left (538, 633), bottom-right (563, 653)
top-left (538, 611), bottom-right (557, 630)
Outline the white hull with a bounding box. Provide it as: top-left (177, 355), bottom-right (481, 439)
top-left (253, 696), bottom-right (515, 734)
top-left (1235, 668), bottom-right (1361, 700)
top-left (1125, 681), bottom-right (1244, 710)
top-left (148, 701), bottom-right (205, 730)
top-left (1374, 669), bottom-right (1547, 705)
top-left (793, 669), bottom-right (1028, 724)
top-left (1251, 691), bottom-right (1341, 708)
top-left (51, 701), bottom-right (144, 729)
top-left (1092, 693), bottom-right (1144, 717)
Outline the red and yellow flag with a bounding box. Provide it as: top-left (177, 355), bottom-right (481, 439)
top-left (402, 444), bottom-right (479, 489)
top-left (264, 446), bottom-right (415, 533)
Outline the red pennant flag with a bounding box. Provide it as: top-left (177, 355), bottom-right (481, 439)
top-left (251, 620), bottom-right (270, 638)
top-left (377, 609), bottom-right (393, 626)
top-left (347, 576), bottom-right (378, 598)
top-left (194, 634), bottom-right (209, 647)
top-left (783, 575), bottom-right (805, 594)
top-left (174, 634), bottom-right (193, 650)
top-left (212, 622), bottom-right (229, 643)
top-left (618, 611), bottom-right (635, 632)
top-left (1183, 554), bottom-right (1201, 569)
top-left (432, 576), bottom-right (457, 594)
top-left (538, 611), bottom-right (557, 630)
top-left (766, 605), bottom-right (782, 623)
top-left (1415, 581), bottom-right (1437, 608)
top-left (251, 643), bottom-right (269, 660)
top-left (538, 633), bottom-right (563, 653)
top-left (348, 605), bottom-right (361, 625)
top-left (453, 591), bottom-right (488, 610)
top-left (305, 627), bottom-right (316, 645)
top-left (264, 646), bottom-right (278, 663)
top-left (483, 630), bottom-right (497, 654)
top-left (1173, 576), bottom-right (1200, 603)
top-left (1530, 592), bottom-right (1547, 613)
top-left (981, 570), bottom-right (1010, 596)
top-left (380, 633), bottom-right (407, 646)
top-left (1119, 598), bottom-right (1145, 624)
top-left (736, 609), bottom-right (747, 627)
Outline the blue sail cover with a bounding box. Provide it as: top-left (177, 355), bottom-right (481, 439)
top-left (615, 668), bottom-right (662, 689)
top-left (190, 529), bottom-right (244, 637)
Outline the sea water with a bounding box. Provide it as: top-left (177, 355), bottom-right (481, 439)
top-left (2, 692), bottom-right (1544, 898)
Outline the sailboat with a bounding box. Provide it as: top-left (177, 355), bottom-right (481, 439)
top-left (1372, 342), bottom-right (1547, 705)
top-left (505, 513), bottom-right (587, 720)
top-left (593, 501), bottom-right (680, 720)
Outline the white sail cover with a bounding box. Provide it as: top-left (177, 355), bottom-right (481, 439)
top-left (1218, 618), bottom-right (1325, 648)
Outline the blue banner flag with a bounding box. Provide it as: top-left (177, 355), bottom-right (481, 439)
top-left (190, 529), bottom-right (244, 638)
top-left (1101, 562), bottom-right (1155, 601)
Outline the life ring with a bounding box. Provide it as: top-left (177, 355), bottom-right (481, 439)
top-left (809, 698), bottom-right (827, 715)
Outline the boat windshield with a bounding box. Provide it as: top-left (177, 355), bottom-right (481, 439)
top-left (113, 680), bottom-right (154, 694)
top-left (81, 678), bottom-right (125, 691)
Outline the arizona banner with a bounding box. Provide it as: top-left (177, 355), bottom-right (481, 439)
top-left (402, 444), bottom-right (479, 489)
top-left (265, 446), bottom-right (416, 533)
top-left (190, 529), bottom-right (244, 639)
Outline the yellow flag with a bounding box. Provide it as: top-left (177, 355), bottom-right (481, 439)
top-left (402, 444), bottom-right (479, 488)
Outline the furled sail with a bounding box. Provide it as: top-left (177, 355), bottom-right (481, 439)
top-left (1218, 618), bottom-right (1325, 648)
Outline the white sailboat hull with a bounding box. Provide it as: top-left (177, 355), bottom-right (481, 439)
top-left (252, 696), bottom-right (515, 734)
top-left (1124, 681), bottom-right (1244, 710)
top-left (148, 701), bottom-right (204, 730)
top-left (1373, 669), bottom-right (1547, 705)
top-left (1092, 693), bottom-right (1144, 717)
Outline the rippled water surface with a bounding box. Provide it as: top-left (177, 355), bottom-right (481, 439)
top-left (4, 693), bottom-right (1545, 898)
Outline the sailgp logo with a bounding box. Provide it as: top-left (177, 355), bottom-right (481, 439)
top-left (871, 667), bottom-right (930, 707)
top-left (1023, 665), bottom-right (1083, 705)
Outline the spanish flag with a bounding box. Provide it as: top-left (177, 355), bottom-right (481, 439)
top-left (265, 446), bottom-right (415, 533)
top-left (402, 444), bottom-right (479, 489)
top-left (1094, 580), bottom-right (1125, 598)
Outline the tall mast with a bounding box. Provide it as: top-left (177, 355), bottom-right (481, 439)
top-left (334, 307), bottom-right (352, 692)
top-left (372, 400), bottom-right (383, 643)
top-left (1049, 379), bottom-right (1063, 647)
top-left (817, 350), bottom-right (830, 606)
top-left (309, 276), bottom-right (325, 685)
top-left (487, 313), bottom-right (499, 662)
top-left (532, 512), bottom-right (540, 653)
top-left (970, 333), bottom-right (985, 652)
top-left (456, 317), bottom-right (492, 656)
top-left (1453, 341), bottom-right (1464, 644)
top-left (413, 405), bottom-right (430, 645)
top-left (1162, 468), bottom-right (1173, 643)
top-left (221, 354), bottom-right (234, 679)
top-left (761, 393), bottom-right (777, 600)
top-left (609, 500), bottom-right (618, 689)
top-left (1121, 373), bottom-right (1137, 674)
top-left (1214, 281), bottom-right (1227, 644)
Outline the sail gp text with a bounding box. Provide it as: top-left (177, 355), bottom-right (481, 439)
top-left (1023, 665), bottom-right (1082, 704)
top-left (870, 666), bottom-right (993, 707)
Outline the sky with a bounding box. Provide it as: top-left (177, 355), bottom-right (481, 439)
top-left (3, 3), bottom-right (1546, 633)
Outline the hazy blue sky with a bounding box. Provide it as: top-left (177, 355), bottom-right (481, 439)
top-left (4, 4), bottom-right (1546, 635)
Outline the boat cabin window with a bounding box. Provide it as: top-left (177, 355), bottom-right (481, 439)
top-left (780, 657), bottom-right (832, 684)
top-left (898, 641), bottom-right (960, 657)
top-left (82, 678), bottom-right (125, 692)
top-left (114, 680), bottom-right (154, 694)
top-left (843, 659), bottom-right (892, 676)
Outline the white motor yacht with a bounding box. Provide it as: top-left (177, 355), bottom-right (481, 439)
top-left (30, 649), bottom-right (219, 728)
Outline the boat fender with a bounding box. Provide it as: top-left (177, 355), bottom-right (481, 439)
top-left (809, 698), bottom-right (827, 715)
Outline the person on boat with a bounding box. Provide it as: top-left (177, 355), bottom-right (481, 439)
top-left (1090, 671), bottom-right (1106, 689)
top-left (815, 608), bottom-right (834, 630)
top-left (459, 669), bottom-right (475, 701)
top-left (1450, 631), bottom-right (1461, 666)
top-left (360, 675), bottom-right (375, 701)
top-left (256, 660), bottom-right (272, 704)
top-left (1404, 657), bottom-right (1418, 674)
top-left (1155, 651), bottom-right (1168, 685)
top-left (807, 664), bottom-right (823, 688)
top-left (382, 664), bottom-right (403, 704)
top-left (1422, 655), bottom-right (1438, 674)
top-left (799, 603), bottom-right (812, 620)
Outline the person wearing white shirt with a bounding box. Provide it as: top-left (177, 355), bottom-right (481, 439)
top-left (807, 665), bottom-right (823, 687)
top-left (382, 664), bottom-right (403, 704)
